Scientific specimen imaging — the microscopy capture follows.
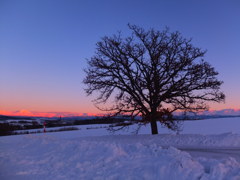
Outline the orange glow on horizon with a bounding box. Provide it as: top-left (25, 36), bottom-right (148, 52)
top-left (0, 108), bottom-right (240, 117)
top-left (0, 110), bottom-right (102, 117)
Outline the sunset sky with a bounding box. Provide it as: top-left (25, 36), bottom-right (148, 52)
top-left (0, 0), bottom-right (240, 117)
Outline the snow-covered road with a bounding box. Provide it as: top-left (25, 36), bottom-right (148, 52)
top-left (179, 147), bottom-right (240, 162)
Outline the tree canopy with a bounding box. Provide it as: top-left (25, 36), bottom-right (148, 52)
top-left (84, 25), bottom-right (225, 134)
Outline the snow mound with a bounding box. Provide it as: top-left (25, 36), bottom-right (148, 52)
top-left (0, 133), bottom-right (240, 180)
top-left (198, 157), bottom-right (240, 180)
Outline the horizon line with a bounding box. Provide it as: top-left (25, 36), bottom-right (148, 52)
top-left (1, 109), bottom-right (240, 118)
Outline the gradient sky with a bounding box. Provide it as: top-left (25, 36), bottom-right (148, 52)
top-left (0, 0), bottom-right (240, 116)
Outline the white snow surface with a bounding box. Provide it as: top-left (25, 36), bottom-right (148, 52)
top-left (1, 131), bottom-right (240, 180)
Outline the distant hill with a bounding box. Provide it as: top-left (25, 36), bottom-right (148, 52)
top-left (0, 115), bottom-right (33, 120)
top-left (202, 109), bottom-right (240, 116)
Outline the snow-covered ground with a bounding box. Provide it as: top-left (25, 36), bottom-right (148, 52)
top-left (14, 116), bottom-right (240, 135)
top-left (1, 117), bottom-right (240, 180)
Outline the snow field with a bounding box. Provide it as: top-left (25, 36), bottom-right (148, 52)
top-left (0, 132), bottom-right (240, 180)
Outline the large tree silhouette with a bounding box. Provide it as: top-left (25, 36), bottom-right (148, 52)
top-left (84, 25), bottom-right (225, 134)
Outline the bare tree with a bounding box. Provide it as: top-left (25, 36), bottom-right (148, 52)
top-left (84, 25), bottom-right (225, 134)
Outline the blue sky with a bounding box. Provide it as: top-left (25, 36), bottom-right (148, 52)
top-left (0, 0), bottom-right (240, 115)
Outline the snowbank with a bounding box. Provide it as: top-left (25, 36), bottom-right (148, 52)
top-left (0, 132), bottom-right (240, 179)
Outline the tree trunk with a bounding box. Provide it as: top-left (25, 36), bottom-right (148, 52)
top-left (150, 120), bottom-right (158, 134)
